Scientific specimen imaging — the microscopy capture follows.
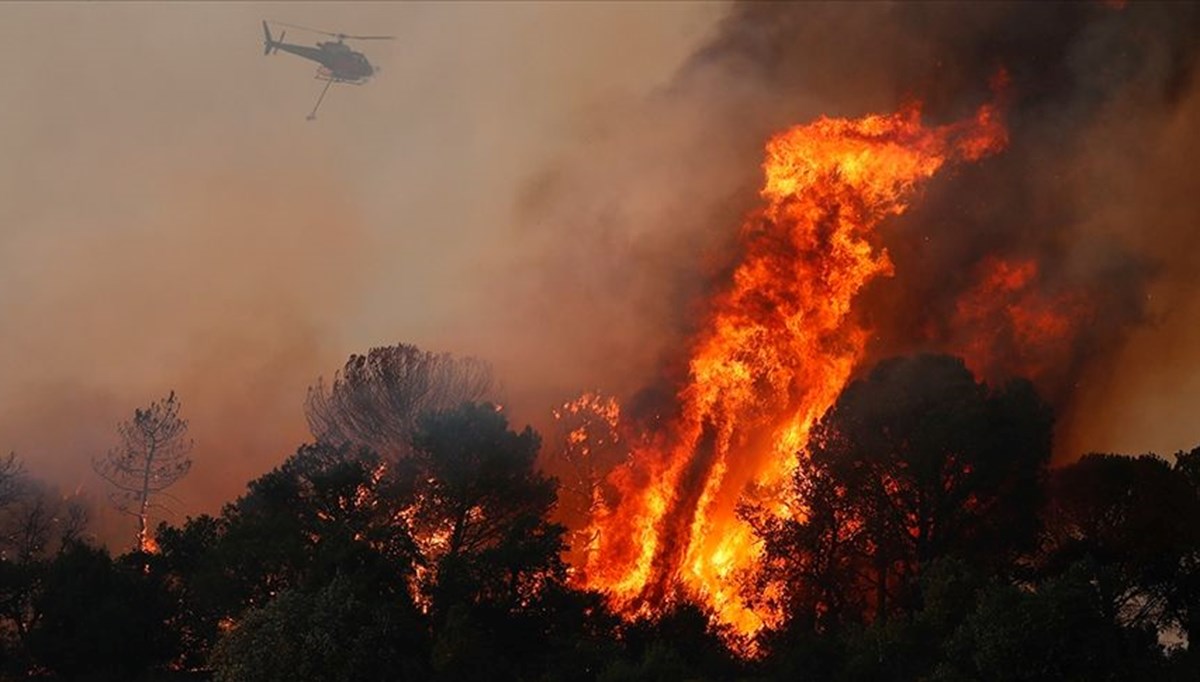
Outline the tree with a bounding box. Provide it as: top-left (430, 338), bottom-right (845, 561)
top-left (545, 393), bottom-right (628, 568)
top-left (157, 400), bottom-right (599, 678)
top-left (0, 477), bottom-right (88, 563)
top-left (209, 577), bottom-right (429, 682)
top-left (0, 455), bottom-right (90, 674)
top-left (155, 442), bottom-right (429, 670)
top-left (1043, 452), bottom-right (1200, 640)
top-left (93, 391), bottom-right (193, 552)
top-left (154, 514), bottom-right (229, 669)
top-left (216, 443), bottom-right (419, 611)
top-left (933, 561), bottom-right (1164, 682)
top-left (749, 355), bottom-right (1052, 631)
top-left (602, 601), bottom-right (744, 682)
top-left (1171, 446), bottom-right (1200, 670)
top-left (405, 403), bottom-right (571, 681)
top-left (305, 344), bottom-right (493, 459)
top-left (406, 403), bottom-right (564, 605)
top-left (0, 453), bottom-right (21, 511)
top-left (26, 542), bottom-right (178, 680)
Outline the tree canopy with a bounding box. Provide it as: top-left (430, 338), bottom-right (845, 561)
top-left (5, 352), bottom-right (1200, 681)
top-left (305, 344), bottom-right (494, 459)
top-left (749, 354), bottom-right (1053, 630)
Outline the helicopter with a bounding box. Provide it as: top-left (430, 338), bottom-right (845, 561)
top-left (261, 20), bottom-right (393, 120)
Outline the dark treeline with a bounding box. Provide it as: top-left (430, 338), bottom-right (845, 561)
top-left (2, 348), bottom-right (1199, 681)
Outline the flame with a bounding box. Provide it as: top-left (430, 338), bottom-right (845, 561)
top-left (550, 392), bottom-right (625, 570)
top-left (142, 534), bottom-right (160, 555)
top-left (952, 256), bottom-right (1093, 388)
top-left (576, 101), bottom-right (1008, 638)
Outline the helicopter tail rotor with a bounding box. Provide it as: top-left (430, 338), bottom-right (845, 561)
top-left (262, 21), bottom-right (285, 55)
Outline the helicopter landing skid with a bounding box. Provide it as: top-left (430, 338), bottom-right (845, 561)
top-left (315, 67), bottom-right (367, 85)
top-left (306, 70), bottom-right (368, 120)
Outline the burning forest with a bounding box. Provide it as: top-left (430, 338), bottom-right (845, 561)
top-left (4, 2), bottom-right (1200, 681)
top-left (534, 1), bottom-right (1200, 646)
top-left (574, 92), bottom-right (1011, 637)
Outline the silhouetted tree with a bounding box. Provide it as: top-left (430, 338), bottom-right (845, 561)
top-left (1170, 446), bottom-right (1200, 671)
top-left (305, 344), bottom-right (493, 459)
top-left (180, 405), bottom-right (581, 681)
top-left (0, 453), bottom-right (21, 511)
top-left (0, 456), bottom-right (89, 673)
top-left (932, 561), bottom-right (1165, 682)
top-left (93, 391), bottom-right (193, 552)
top-left (406, 403), bottom-right (568, 680)
top-left (209, 576), bottom-right (429, 682)
top-left (409, 403), bottom-right (561, 589)
top-left (1044, 452), bottom-right (1200, 639)
top-left (27, 542), bottom-right (177, 680)
top-left (208, 443), bottom-right (419, 616)
top-left (834, 557), bottom-right (990, 682)
top-left (604, 601), bottom-right (744, 682)
top-left (155, 514), bottom-right (228, 669)
top-left (749, 355), bottom-right (1052, 631)
top-left (0, 454), bottom-right (83, 562)
top-left (155, 442), bottom-right (428, 672)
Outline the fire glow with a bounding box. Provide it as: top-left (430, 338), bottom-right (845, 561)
top-left (567, 99), bottom-right (1010, 638)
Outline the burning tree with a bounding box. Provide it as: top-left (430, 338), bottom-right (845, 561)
top-left (403, 403), bottom-right (564, 603)
top-left (547, 393), bottom-right (627, 567)
top-left (404, 402), bottom-right (568, 678)
top-left (580, 98), bottom-right (1009, 636)
top-left (193, 403), bottom-right (569, 681)
top-left (747, 355), bottom-right (1052, 631)
top-left (93, 391), bottom-right (193, 553)
top-left (305, 343), bottom-right (494, 459)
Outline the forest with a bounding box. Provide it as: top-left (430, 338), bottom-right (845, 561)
top-left (1, 345), bottom-right (1198, 681)
top-left (4, 2), bottom-right (1200, 681)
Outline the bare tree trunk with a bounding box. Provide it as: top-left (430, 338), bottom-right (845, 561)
top-left (136, 491), bottom-right (150, 552)
top-left (136, 439), bottom-right (156, 553)
top-left (93, 391), bottom-right (192, 553)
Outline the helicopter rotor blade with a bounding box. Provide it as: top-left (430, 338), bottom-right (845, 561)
top-left (268, 21), bottom-right (341, 38)
top-left (267, 21), bottom-right (394, 41)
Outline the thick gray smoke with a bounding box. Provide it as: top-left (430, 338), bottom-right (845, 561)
top-left (503, 2), bottom-right (1200, 460)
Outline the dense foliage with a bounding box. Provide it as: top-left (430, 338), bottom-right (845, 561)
top-left (2, 354), bottom-right (1199, 681)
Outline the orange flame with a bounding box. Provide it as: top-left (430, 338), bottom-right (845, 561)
top-left (951, 256), bottom-right (1093, 389)
top-left (577, 101), bottom-right (1008, 638)
top-left (142, 534), bottom-right (160, 555)
top-left (551, 392), bottom-right (625, 571)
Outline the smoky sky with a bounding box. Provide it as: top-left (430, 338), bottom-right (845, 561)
top-left (0, 2), bottom-right (724, 544)
top-left (4, 2), bottom-right (1200, 547)
top-left (505, 1), bottom-right (1200, 463)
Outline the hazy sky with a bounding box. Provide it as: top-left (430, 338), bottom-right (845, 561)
top-left (0, 1), bottom-right (727, 540)
top-left (3, 2), bottom-right (1199, 547)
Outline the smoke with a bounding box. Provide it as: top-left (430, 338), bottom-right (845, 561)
top-left (0, 2), bottom-right (726, 546)
top-left (4, 2), bottom-right (1199, 548)
top-left (0, 149), bottom-right (368, 542)
top-left (502, 2), bottom-right (1200, 459)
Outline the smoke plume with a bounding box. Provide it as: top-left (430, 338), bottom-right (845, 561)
top-left (502, 2), bottom-right (1200, 460)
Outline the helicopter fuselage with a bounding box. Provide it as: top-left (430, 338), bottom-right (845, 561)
top-left (270, 40), bottom-right (374, 82)
top-left (262, 21), bottom-right (390, 119)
